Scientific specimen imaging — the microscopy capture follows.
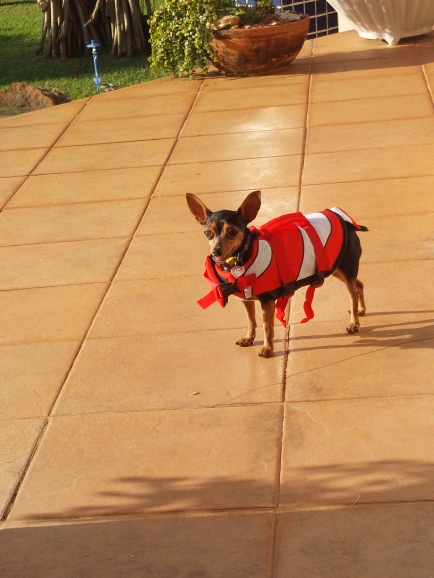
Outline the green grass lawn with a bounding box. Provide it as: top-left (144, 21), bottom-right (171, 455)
top-left (0, 0), bottom-right (166, 111)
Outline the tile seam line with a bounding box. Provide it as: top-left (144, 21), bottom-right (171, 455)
top-left (309, 89), bottom-right (428, 105)
top-left (303, 170), bottom-right (434, 187)
top-left (1, 181), bottom-right (301, 209)
top-left (1, 99), bottom-right (91, 212)
top-left (285, 392), bottom-right (434, 406)
top-left (270, 42), bottom-right (313, 578)
top-left (7, 497), bottom-right (434, 526)
top-left (46, 125), bottom-right (307, 151)
top-left (1, 152), bottom-right (302, 178)
top-left (0, 322), bottom-right (261, 347)
top-left (2, 79), bottom-right (206, 522)
top-left (37, 400), bottom-right (286, 420)
top-left (306, 139), bottom-right (434, 156)
top-left (0, 400), bottom-right (285, 423)
top-left (419, 63), bottom-right (434, 110)
top-left (284, 392), bottom-right (434, 404)
top-left (308, 112), bottom-right (434, 129)
top-left (7, 506), bottom-right (277, 525)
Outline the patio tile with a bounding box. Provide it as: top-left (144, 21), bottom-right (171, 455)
top-left (311, 54), bottom-right (420, 79)
top-left (0, 99), bottom-right (89, 128)
top-left (289, 260), bottom-right (434, 325)
top-left (423, 67), bottom-right (434, 93)
top-left (310, 72), bottom-right (427, 103)
top-left (91, 76), bottom-right (202, 99)
top-left (0, 238), bottom-right (129, 290)
top-left (202, 67), bottom-right (309, 91)
top-left (169, 128), bottom-right (304, 165)
top-left (0, 341), bottom-right (80, 419)
top-left (137, 187), bottom-right (299, 235)
top-left (10, 405), bottom-right (282, 519)
top-left (0, 149), bottom-right (46, 178)
top-left (115, 233), bottom-right (207, 281)
top-left (88, 277), bottom-right (247, 339)
top-left (302, 144), bottom-right (434, 185)
top-left (0, 200), bottom-right (145, 246)
top-left (0, 176), bottom-right (25, 208)
top-left (7, 167), bottom-right (160, 207)
top-left (280, 396), bottom-right (434, 509)
top-left (313, 30), bottom-right (411, 51)
top-left (56, 114), bottom-right (185, 147)
top-left (76, 93), bottom-right (197, 122)
top-left (0, 123), bottom-right (67, 152)
top-left (181, 104), bottom-right (307, 137)
top-left (54, 327), bottom-right (285, 415)
top-left (308, 93), bottom-right (434, 127)
top-left (193, 83), bottom-right (308, 113)
top-left (0, 419), bottom-right (45, 518)
top-left (275, 504), bottom-right (434, 578)
top-left (33, 139), bottom-right (175, 175)
top-left (286, 314), bottom-right (434, 402)
top-left (355, 213), bottom-right (434, 263)
top-left (0, 512), bottom-right (274, 578)
top-left (0, 283), bottom-right (106, 345)
top-left (154, 155), bottom-right (302, 196)
top-left (299, 175), bottom-right (434, 218)
top-left (306, 117), bottom-right (434, 154)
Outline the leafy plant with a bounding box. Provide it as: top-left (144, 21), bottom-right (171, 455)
top-left (237, 5), bottom-right (263, 26)
top-left (254, 0), bottom-right (275, 13)
top-left (149, 0), bottom-right (237, 76)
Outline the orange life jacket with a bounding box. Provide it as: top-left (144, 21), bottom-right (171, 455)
top-left (197, 207), bottom-right (364, 327)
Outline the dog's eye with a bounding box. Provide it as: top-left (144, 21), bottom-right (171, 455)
top-left (204, 230), bottom-right (214, 239)
top-left (227, 229), bottom-right (238, 238)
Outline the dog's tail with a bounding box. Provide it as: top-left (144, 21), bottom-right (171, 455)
top-left (330, 207), bottom-right (368, 232)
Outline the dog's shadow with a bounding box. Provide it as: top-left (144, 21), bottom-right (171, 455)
top-left (289, 310), bottom-right (434, 353)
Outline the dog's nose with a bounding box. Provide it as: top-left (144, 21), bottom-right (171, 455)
top-left (212, 247), bottom-right (223, 257)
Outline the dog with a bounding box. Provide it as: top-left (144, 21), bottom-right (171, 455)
top-left (187, 190), bottom-right (367, 358)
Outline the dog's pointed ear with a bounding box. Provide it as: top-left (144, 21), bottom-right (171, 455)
top-left (237, 190), bottom-right (261, 223)
top-left (186, 193), bottom-right (212, 225)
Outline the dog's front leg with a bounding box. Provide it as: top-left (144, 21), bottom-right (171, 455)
top-left (236, 300), bottom-right (257, 347)
top-left (259, 299), bottom-right (275, 358)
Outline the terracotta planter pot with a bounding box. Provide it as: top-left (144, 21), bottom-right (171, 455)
top-left (209, 15), bottom-right (310, 76)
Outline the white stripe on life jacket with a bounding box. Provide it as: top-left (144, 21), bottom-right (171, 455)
top-left (305, 212), bottom-right (332, 245)
top-left (243, 239), bottom-right (273, 299)
top-left (296, 227), bottom-right (316, 281)
top-left (295, 212), bottom-right (332, 281)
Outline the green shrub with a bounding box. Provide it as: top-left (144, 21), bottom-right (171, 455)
top-left (149, 0), bottom-right (236, 77)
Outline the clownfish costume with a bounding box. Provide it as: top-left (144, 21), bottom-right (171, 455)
top-left (197, 207), bottom-right (367, 327)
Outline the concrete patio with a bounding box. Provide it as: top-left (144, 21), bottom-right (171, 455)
top-left (1, 28), bottom-right (434, 577)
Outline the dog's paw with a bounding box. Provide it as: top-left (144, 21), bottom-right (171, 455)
top-left (236, 337), bottom-right (254, 347)
top-left (346, 323), bottom-right (360, 334)
top-left (258, 346), bottom-right (274, 358)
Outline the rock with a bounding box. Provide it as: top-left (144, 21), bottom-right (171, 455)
top-left (279, 12), bottom-right (302, 22)
top-left (207, 15), bottom-right (240, 31)
top-left (0, 82), bottom-right (71, 110)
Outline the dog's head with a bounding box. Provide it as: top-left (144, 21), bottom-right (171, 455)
top-left (186, 191), bottom-right (261, 263)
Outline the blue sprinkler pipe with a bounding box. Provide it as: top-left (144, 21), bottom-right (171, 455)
top-left (87, 40), bottom-right (101, 93)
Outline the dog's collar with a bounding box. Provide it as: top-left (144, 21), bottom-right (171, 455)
top-left (213, 230), bottom-right (253, 271)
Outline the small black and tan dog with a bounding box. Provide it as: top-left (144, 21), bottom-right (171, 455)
top-left (187, 190), bottom-right (367, 358)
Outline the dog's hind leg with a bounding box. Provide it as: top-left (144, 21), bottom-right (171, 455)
top-left (236, 300), bottom-right (257, 347)
top-left (332, 268), bottom-right (365, 334)
top-left (355, 278), bottom-right (366, 317)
